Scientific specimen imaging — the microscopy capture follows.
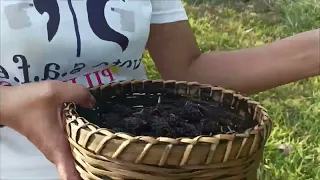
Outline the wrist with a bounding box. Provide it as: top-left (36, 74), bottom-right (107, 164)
top-left (0, 86), bottom-right (13, 126)
top-left (306, 29), bottom-right (320, 76)
top-left (296, 29), bottom-right (319, 76)
top-left (283, 29), bottom-right (320, 77)
top-left (311, 29), bottom-right (320, 76)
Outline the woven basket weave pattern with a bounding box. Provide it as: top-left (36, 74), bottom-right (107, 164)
top-left (64, 80), bottom-right (272, 180)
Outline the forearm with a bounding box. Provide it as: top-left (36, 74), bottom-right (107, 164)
top-left (187, 29), bottom-right (320, 95)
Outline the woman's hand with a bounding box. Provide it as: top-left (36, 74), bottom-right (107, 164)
top-left (0, 80), bottom-right (96, 180)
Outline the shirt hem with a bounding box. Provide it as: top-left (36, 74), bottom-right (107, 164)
top-left (151, 10), bottom-right (188, 24)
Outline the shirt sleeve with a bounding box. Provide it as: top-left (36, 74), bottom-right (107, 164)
top-left (150, 0), bottom-right (188, 24)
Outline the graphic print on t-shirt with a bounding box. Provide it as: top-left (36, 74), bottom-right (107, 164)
top-left (5, 0), bottom-right (130, 57)
top-left (33, 0), bottom-right (61, 42)
top-left (1, 0), bottom-right (149, 88)
top-left (3, 2), bottom-right (34, 29)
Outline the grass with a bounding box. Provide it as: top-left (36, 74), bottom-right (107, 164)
top-left (142, 0), bottom-right (320, 179)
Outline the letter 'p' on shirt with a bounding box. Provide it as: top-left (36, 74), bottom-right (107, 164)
top-left (0, 0), bottom-right (188, 179)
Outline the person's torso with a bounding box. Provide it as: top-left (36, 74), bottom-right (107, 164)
top-left (0, 0), bottom-right (152, 179)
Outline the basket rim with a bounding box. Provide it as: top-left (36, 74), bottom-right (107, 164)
top-left (64, 79), bottom-right (273, 144)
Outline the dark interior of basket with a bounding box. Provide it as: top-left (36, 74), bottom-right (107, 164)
top-left (75, 81), bottom-right (258, 138)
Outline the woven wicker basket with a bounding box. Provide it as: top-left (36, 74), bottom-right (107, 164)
top-left (63, 80), bottom-right (272, 180)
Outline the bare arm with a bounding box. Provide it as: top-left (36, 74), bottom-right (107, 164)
top-left (146, 21), bottom-right (320, 95)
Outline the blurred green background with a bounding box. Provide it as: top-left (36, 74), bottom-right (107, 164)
top-left (142, 0), bottom-right (320, 179)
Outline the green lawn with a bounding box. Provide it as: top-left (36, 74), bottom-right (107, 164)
top-left (143, 0), bottom-right (320, 179)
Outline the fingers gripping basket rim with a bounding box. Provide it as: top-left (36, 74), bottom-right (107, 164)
top-left (63, 80), bottom-right (272, 179)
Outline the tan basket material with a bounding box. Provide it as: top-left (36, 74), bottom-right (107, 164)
top-left (64, 80), bottom-right (272, 180)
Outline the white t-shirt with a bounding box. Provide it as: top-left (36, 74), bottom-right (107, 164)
top-left (0, 0), bottom-right (188, 179)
